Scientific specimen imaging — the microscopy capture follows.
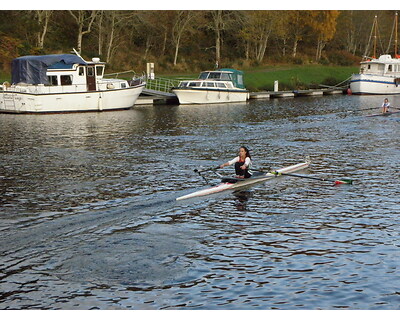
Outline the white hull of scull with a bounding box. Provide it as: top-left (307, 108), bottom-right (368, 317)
top-left (176, 161), bottom-right (310, 201)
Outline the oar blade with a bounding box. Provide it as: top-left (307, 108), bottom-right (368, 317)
top-left (334, 179), bottom-right (353, 185)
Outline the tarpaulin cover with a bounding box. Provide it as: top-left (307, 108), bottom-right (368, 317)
top-left (218, 68), bottom-right (246, 89)
top-left (11, 54), bottom-right (87, 85)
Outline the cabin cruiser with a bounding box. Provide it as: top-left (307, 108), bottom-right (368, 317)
top-left (0, 53), bottom-right (145, 113)
top-left (349, 55), bottom-right (400, 95)
top-left (172, 69), bottom-right (249, 104)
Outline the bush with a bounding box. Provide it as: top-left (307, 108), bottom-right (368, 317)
top-left (326, 50), bottom-right (360, 66)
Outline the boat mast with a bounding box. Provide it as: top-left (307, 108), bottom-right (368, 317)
top-left (373, 15), bottom-right (377, 58)
top-left (395, 12), bottom-right (398, 58)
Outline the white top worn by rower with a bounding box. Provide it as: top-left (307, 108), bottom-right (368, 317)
top-left (220, 146), bottom-right (253, 179)
top-left (382, 98), bottom-right (390, 113)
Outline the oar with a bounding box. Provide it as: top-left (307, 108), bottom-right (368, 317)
top-left (346, 107), bottom-right (379, 113)
top-left (251, 168), bottom-right (353, 185)
top-left (271, 171), bottom-right (353, 185)
top-left (194, 166), bottom-right (220, 174)
top-left (193, 166), bottom-right (220, 184)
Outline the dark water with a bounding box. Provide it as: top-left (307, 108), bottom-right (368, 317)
top-left (1, 94), bottom-right (399, 310)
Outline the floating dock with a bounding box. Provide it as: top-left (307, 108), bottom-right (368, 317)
top-left (136, 87), bottom-right (346, 105)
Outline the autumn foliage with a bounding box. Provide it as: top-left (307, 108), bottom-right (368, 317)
top-left (0, 10), bottom-right (398, 73)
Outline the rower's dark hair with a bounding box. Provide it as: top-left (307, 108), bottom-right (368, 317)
top-left (240, 146), bottom-right (251, 159)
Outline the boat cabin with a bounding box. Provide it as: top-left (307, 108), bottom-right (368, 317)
top-left (11, 54), bottom-right (112, 92)
top-left (360, 55), bottom-right (400, 75)
top-left (177, 68), bottom-right (245, 90)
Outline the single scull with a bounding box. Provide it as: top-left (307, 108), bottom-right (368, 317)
top-left (366, 110), bottom-right (400, 117)
top-left (176, 160), bottom-right (310, 201)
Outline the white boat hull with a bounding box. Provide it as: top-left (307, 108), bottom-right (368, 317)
top-left (176, 161), bottom-right (310, 201)
top-left (172, 88), bottom-right (249, 104)
top-left (0, 84), bottom-right (145, 113)
top-left (350, 73), bottom-right (400, 95)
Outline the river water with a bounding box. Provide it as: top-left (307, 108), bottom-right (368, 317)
top-left (0, 94), bottom-right (399, 310)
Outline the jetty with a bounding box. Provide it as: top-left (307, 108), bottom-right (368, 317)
top-left (135, 76), bottom-right (346, 106)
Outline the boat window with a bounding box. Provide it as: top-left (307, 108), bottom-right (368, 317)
top-left (96, 66), bottom-right (104, 77)
top-left (237, 74), bottom-right (244, 85)
top-left (199, 72), bottom-right (209, 80)
top-left (206, 82), bottom-right (215, 87)
top-left (121, 82), bottom-right (127, 88)
top-left (48, 75), bottom-right (58, 86)
top-left (78, 66), bottom-right (85, 76)
top-left (388, 65), bottom-right (393, 72)
top-left (188, 82), bottom-right (201, 87)
top-left (87, 66), bottom-right (94, 76)
top-left (208, 72), bottom-right (221, 79)
top-left (179, 82), bottom-right (188, 88)
top-left (216, 82), bottom-right (226, 88)
top-left (225, 82), bottom-right (233, 88)
top-left (220, 73), bottom-right (231, 81)
top-left (60, 75), bottom-right (72, 85)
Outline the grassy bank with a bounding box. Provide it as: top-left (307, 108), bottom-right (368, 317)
top-left (243, 65), bottom-right (358, 91)
top-left (159, 64), bottom-right (358, 92)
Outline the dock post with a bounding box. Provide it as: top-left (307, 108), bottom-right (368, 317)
top-left (274, 80), bottom-right (279, 92)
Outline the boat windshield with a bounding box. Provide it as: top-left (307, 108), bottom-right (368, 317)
top-left (199, 72), bottom-right (209, 79)
top-left (208, 72), bottom-right (222, 79)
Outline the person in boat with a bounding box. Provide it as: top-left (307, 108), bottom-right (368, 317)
top-left (382, 98), bottom-right (390, 113)
top-left (220, 146), bottom-right (252, 179)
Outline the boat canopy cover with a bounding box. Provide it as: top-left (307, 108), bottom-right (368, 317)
top-left (11, 54), bottom-right (87, 85)
top-left (218, 68), bottom-right (246, 89)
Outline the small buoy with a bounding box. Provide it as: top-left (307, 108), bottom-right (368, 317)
top-left (347, 88), bottom-right (352, 95)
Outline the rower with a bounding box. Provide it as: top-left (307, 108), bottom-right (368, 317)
top-left (381, 98), bottom-right (390, 113)
top-left (220, 146), bottom-right (252, 179)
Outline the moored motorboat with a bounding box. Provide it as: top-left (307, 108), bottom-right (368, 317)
top-left (172, 68), bottom-right (249, 104)
top-left (350, 14), bottom-right (400, 95)
top-left (349, 55), bottom-right (400, 95)
top-left (176, 160), bottom-right (310, 201)
top-left (0, 52), bottom-right (145, 113)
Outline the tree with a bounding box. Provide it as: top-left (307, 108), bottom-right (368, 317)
top-left (309, 11), bottom-right (340, 61)
top-left (35, 10), bottom-right (52, 49)
top-left (240, 11), bottom-right (286, 62)
top-left (171, 11), bottom-right (197, 66)
top-left (287, 11), bottom-right (313, 58)
top-left (69, 10), bottom-right (98, 54)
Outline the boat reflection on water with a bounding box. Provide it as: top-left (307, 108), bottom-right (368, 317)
top-left (233, 190), bottom-right (253, 211)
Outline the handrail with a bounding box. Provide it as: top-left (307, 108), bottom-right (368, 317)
top-left (145, 77), bottom-right (181, 93)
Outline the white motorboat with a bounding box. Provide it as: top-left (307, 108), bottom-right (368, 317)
top-left (0, 53), bottom-right (145, 113)
top-left (172, 69), bottom-right (249, 104)
top-left (349, 54), bottom-right (400, 95)
top-left (350, 13), bottom-right (400, 95)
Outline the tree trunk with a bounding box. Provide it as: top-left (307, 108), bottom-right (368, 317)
top-left (106, 13), bottom-right (115, 63)
top-left (69, 10), bottom-right (98, 54)
top-left (36, 11), bottom-right (52, 49)
top-left (97, 11), bottom-right (103, 56)
top-left (173, 35), bottom-right (181, 65)
top-left (292, 37), bottom-right (298, 58)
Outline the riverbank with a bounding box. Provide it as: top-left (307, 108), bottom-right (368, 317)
top-left (158, 64), bottom-right (358, 92)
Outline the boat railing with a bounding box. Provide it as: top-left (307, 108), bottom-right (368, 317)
top-left (145, 77), bottom-right (181, 93)
top-left (104, 70), bottom-right (137, 79)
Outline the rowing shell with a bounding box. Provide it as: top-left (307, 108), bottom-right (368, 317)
top-left (176, 161), bottom-right (310, 201)
top-left (366, 110), bottom-right (400, 117)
